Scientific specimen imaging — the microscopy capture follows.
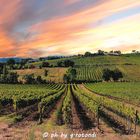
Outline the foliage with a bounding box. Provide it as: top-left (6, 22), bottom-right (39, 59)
top-left (57, 60), bottom-right (75, 67)
top-left (111, 68), bottom-right (123, 81)
top-left (82, 84), bottom-right (139, 121)
top-left (0, 64), bottom-right (19, 84)
top-left (44, 69), bottom-right (48, 77)
top-left (36, 76), bottom-right (46, 84)
top-left (63, 60), bottom-right (75, 67)
top-left (42, 62), bottom-right (50, 67)
top-left (23, 74), bottom-right (35, 84)
top-left (102, 68), bottom-right (123, 81)
top-left (84, 52), bottom-right (92, 57)
top-left (85, 82), bottom-right (140, 105)
top-left (102, 68), bottom-right (112, 81)
top-left (62, 85), bottom-right (72, 125)
top-left (23, 74), bottom-right (46, 84)
top-left (7, 58), bottom-right (15, 69)
top-left (63, 68), bottom-right (77, 83)
top-left (0, 84), bottom-right (63, 110)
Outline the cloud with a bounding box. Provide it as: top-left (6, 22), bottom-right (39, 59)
top-left (0, 28), bottom-right (17, 57)
top-left (0, 0), bottom-right (140, 57)
top-left (64, 0), bottom-right (82, 5)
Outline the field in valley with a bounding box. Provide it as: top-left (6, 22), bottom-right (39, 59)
top-left (0, 54), bottom-right (140, 140)
top-left (0, 83), bottom-right (140, 140)
top-left (17, 55), bottom-right (140, 82)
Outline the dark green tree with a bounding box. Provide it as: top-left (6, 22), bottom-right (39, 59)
top-left (63, 60), bottom-right (75, 67)
top-left (63, 74), bottom-right (70, 83)
top-left (23, 74), bottom-right (35, 84)
top-left (67, 68), bottom-right (77, 82)
top-left (98, 50), bottom-right (104, 55)
top-left (7, 72), bottom-right (19, 84)
top-left (44, 69), bottom-right (48, 77)
top-left (84, 52), bottom-right (92, 57)
top-left (111, 69), bottom-right (123, 81)
top-left (57, 61), bottom-right (63, 67)
top-left (42, 62), bottom-right (50, 67)
top-left (63, 68), bottom-right (77, 83)
top-left (36, 76), bottom-right (45, 84)
top-left (102, 68), bottom-right (112, 81)
top-left (7, 59), bottom-right (15, 69)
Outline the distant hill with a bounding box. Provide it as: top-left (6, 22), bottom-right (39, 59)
top-left (0, 57), bottom-right (22, 63)
top-left (13, 54), bottom-right (140, 82)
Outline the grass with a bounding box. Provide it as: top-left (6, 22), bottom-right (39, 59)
top-left (50, 55), bottom-right (140, 66)
top-left (0, 113), bottom-right (19, 125)
top-left (29, 55), bottom-right (140, 67)
top-left (75, 64), bottom-right (140, 82)
top-left (14, 67), bottom-right (68, 83)
top-left (85, 82), bottom-right (140, 105)
top-left (25, 55), bottom-right (140, 82)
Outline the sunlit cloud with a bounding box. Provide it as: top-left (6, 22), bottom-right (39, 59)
top-left (0, 0), bottom-right (140, 57)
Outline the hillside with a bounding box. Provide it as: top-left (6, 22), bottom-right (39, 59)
top-left (13, 67), bottom-right (67, 83)
top-left (17, 54), bottom-right (140, 82)
top-left (29, 54), bottom-right (140, 66)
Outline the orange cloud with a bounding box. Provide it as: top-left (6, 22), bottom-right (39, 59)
top-left (0, 28), bottom-right (17, 57)
top-left (1, 0), bottom-right (140, 57)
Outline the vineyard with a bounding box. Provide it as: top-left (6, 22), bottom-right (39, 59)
top-left (0, 83), bottom-right (140, 139)
top-left (84, 82), bottom-right (140, 106)
top-left (75, 65), bottom-right (140, 82)
top-left (76, 66), bottom-right (103, 82)
top-left (23, 55), bottom-right (140, 83)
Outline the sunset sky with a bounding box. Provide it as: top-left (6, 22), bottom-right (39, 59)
top-left (0, 0), bottom-right (140, 58)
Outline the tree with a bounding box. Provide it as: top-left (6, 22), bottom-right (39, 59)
top-left (7, 72), bottom-right (19, 84)
top-left (36, 76), bottom-right (46, 84)
top-left (0, 63), bottom-right (4, 74)
top-left (102, 68), bottom-right (112, 81)
top-left (42, 62), bottom-right (50, 67)
top-left (110, 50), bottom-right (114, 53)
top-left (114, 50), bottom-right (121, 55)
top-left (44, 69), bottom-right (48, 77)
top-left (63, 68), bottom-right (77, 83)
top-left (29, 64), bottom-right (35, 69)
top-left (102, 68), bottom-right (123, 81)
top-left (57, 60), bottom-right (75, 67)
top-left (19, 59), bottom-right (28, 69)
top-left (67, 68), bottom-right (77, 82)
top-left (132, 50), bottom-right (136, 53)
top-left (63, 60), bottom-right (75, 67)
top-left (23, 74), bottom-right (35, 84)
top-left (7, 59), bottom-right (15, 69)
top-left (84, 52), bottom-right (92, 57)
top-left (98, 50), bottom-right (104, 55)
top-left (39, 57), bottom-right (45, 61)
top-left (57, 61), bottom-right (63, 67)
top-left (111, 68), bottom-right (123, 81)
top-left (63, 74), bottom-right (70, 83)
top-left (3, 64), bottom-right (8, 75)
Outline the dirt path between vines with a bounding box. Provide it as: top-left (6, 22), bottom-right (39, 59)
top-left (0, 92), bottom-right (65, 140)
top-left (79, 84), bottom-right (140, 139)
top-left (0, 120), bottom-right (32, 140)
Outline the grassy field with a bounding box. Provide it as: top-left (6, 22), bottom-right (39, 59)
top-left (0, 83), bottom-right (140, 139)
top-left (75, 65), bottom-right (140, 82)
top-left (14, 64), bottom-right (140, 83)
top-left (14, 55), bottom-right (140, 83)
top-left (30, 55), bottom-right (140, 67)
top-left (0, 55), bottom-right (140, 139)
top-left (85, 82), bottom-right (140, 105)
top-left (14, 67), bottom-right (68, 83)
